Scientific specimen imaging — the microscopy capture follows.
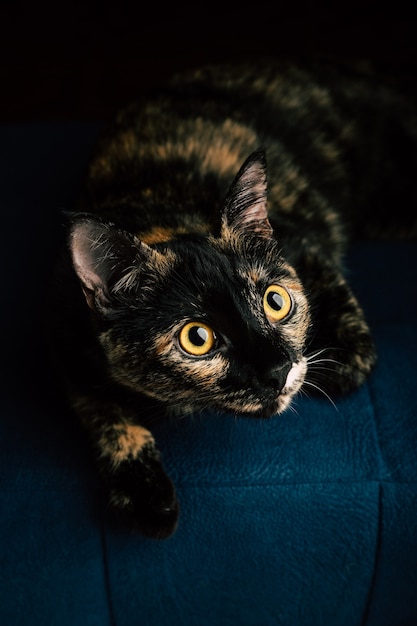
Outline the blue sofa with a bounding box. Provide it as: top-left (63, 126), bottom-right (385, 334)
top-left (1, 123), bottom-right (417, 626)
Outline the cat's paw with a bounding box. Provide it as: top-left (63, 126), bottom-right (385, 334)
top-left (319, 332), bottom-right (377, 396)
top-left (306, 274), bottom-right (378, 397)
top-left (106, 444), bottom-right (179, 539)
top-left (307, 314), bottom-right (377, 396)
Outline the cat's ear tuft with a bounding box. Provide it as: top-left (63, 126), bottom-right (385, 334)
top-left (221, 148), bottom-right (273, 239)
top-left (69, 216), bottom-right (154, 313)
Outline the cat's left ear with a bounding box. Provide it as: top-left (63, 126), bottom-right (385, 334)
top-left (68, 215), bottom-right (158, 314)
top-left (221, 148), bottom-right (273, 239)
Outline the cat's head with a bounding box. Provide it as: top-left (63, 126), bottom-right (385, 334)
top-left (69, 149), bottom-right (310, 417)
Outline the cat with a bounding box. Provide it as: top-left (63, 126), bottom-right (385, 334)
top-left (49, 59), bottom-right (417, 539)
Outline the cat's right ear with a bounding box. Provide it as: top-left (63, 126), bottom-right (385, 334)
top-left (221, 148), bottom-right (273, 240)
top-left (68, 216), bottom-right (156, 314)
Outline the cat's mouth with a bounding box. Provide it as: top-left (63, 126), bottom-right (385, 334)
top-left (219, 359), bottom-right (308, 418)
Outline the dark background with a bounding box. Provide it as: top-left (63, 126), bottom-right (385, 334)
top-left (1, 2), bottom-right (417, 123)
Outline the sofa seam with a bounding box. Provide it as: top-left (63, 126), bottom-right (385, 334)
top-left (363, 375), bottom-right (391, 482)
top-left (174, 478), bottom-right (417, 490)
top-left (100, 505), bottom-right (118, 626)
top-left (360, 482), bottom-right (384, 626)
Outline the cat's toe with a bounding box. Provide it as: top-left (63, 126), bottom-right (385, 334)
top-left (109, 487), bottom-right (179, 539)
top-left (335, 331), bottom-right (377, 394)
top-left (106, 455), bottom-right (180, 539)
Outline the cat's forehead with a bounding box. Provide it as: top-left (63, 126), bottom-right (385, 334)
top-left (156, 239), bottom-right (234, 293)
top-left (158, 236), bottom-right (298, 293)
top-left (236, 257), bottom-right (297, 286)
top-left (214, 234), bottom-right (298, 284)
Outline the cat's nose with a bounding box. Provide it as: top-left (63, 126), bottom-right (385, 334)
top-left (266, 361), bottom-right (292, 391)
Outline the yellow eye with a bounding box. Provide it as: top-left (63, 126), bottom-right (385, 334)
top-left (178, 322), bottom-right (217, 356)
top-left (263, 285), bottom-right (292, 322)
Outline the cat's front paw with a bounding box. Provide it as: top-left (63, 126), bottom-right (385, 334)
top-left (106, 444), bottom-right (179, 539)
top-left (307, 322), bottom-right (377, 397)
top-left (325, 335), bottom-right (376, 395)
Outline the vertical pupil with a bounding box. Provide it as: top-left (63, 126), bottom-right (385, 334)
top-left (268, 291), bottom-right (284, 311)
top-left (189, 326), bottom-right (209, 346)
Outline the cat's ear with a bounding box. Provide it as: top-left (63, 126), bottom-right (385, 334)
top-left (69, 216), bottom-right (156, 313)
top-left (221, 148), bottom-right (273, 239)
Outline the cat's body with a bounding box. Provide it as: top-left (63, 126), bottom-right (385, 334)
top-left (50, 60), bottom-right (417, 538)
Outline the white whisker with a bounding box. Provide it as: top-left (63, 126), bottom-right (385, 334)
top-left (302, 380), bottom-right (339, 413)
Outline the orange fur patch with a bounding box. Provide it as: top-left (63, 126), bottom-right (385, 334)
top-left (100, 423), bottom-right (154, 468)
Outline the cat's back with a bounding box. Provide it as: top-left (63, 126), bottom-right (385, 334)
top-left (82, 60), bottom-right (352, 183)
top-left (79, 60), bottom-right (417, 239)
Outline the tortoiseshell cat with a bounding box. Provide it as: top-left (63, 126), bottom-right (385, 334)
top-left (50, 60), bottom-right (417, 538)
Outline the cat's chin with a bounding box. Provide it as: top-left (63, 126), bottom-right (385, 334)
top-left (215, 383), bottom-right (305, 419)
top-left (238, 395), bottom-right (295, 419)
top-left (246, 358), bottom-right (307, 418)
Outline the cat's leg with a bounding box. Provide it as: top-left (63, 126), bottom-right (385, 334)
top-left (71, 392), bottom-right (179, 539)
top-left (302, 258), bottom-right (377, 396)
